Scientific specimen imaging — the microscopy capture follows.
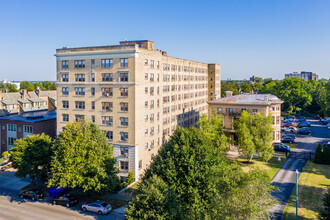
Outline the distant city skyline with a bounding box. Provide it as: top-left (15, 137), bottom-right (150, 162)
top-left (0, 0), bottom-right (329, 81)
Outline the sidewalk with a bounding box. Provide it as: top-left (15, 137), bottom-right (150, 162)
top-left (0, 168), bottom-right (30, 191)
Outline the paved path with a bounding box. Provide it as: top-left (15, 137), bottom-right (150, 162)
top-left (0, 168), bottom-right (30, 191)
top-left (270, 119), bottom-right (329, 219)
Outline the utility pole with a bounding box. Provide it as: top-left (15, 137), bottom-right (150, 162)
top-left (296, 169), bottom-right (299, 220)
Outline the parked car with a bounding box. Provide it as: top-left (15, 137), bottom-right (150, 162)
top-left (273, 143), bottom-right (290, 152)
top-left (19, 190), bottom-right (44, 201)
top-left (281, 136), bottom-right (295, 143)
top-left (327, 140), bottom-right (330, 147)
top-left (285, 116), bottom-right (295, 120)
top-left (284, 119), bottom-right (294, 123)
top-left (82, 200), bottom-right (112, 215)
top-left (52, 194), bottom-right (78, 207)
top-left (282, 133), bottom-right (296, 139)
top-left (295, 118), bottom-right (306, 123)
top-left (283, 123), bottom-right (295, 128)
top-left (297, 122), bottom-right (310, 128)
top-left (281, 127), bottom-right (296, 133)
top-left (297, 128), bottom-right (311, 135)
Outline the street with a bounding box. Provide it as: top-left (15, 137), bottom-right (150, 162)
top-left (270, 119), bottom-right (329, 219)
top-left (0, 187), bottom-right (125, 220)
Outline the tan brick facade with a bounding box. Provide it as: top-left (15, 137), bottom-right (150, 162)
top-left (55, 40), bottom-right (221, 180)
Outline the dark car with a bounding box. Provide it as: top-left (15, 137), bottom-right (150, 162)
top-left (297, 128), bottom-right (311, 135)
top-left (273, 143), bottom-right (290, 152)
top-left (281, 136), bottom-right (295, 143)
top-left (282, 134), bottom-right (296, 139)
top-left (53, 194), bottom-right (78, 207)
top-left (297, 122), bottom-right (310, 128)
top-left (295, 118), bottom-right (306, 123)
top-left (19, 190), bottom-right (44, 201)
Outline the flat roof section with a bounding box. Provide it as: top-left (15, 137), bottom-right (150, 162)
top-left (0, 110), bottom-right (56, 122)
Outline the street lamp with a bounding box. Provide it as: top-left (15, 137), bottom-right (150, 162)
top-left (296, 169), bottom-right (299, 220)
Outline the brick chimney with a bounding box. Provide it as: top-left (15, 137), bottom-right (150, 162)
top-left (35, 87), bottom-right (41, 97)
top-left (225, 91), bottom-right (233, 97)
top-left (21, 89), bottom-right (28, 99)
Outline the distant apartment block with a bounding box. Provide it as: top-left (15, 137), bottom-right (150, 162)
top-left (0, 110), bottom-right (56, 154)
top-left (208, 91), bottom-right (283, 143)
top-left (284, 71), bottom-right (319, 81)
top-left (0, 88), bottom-right (56, 115)
top-left (55, 40), bottom-right (221, 180)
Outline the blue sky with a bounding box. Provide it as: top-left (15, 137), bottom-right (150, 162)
top-left (0, 0), bottom-right (329, 81)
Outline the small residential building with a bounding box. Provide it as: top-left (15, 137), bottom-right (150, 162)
top-left (284, 71), bottom-right (318, 81)
top-left (208, 91), bottom-right (283, 142)
top-left (0, 110), bottom-right (56, 154)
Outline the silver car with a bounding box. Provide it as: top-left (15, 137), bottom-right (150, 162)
top-left (81, 200), bottom-right (112, 215)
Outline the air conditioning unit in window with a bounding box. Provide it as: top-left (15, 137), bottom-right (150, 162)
top-left (124, 153), bottom-right (128, 158)
top-left (106, 94), bottom-right (110, 97)
top-left (109, 122), bottom-right (112, 126)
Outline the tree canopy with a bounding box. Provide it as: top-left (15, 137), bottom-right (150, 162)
top-left (20, 81), bottom-right (56, 91)
top-left (9, 134), bottom-right (54, 183)
top-left (48, 121), bottom-right (119, 193)
top-left (126, 127), bottom-right (275, 219)
top-left (234, 110), bottom-right (274, 162)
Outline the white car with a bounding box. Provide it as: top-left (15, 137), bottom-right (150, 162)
top-left (281, 127), bottom-right (296, 133)
top-left (81, 200), bottom-right (112, 215)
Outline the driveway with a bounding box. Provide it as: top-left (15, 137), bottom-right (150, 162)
top-left (270, 119), bottom-right (329, 219)
top-left (0, 168), bottom-right (30, 191)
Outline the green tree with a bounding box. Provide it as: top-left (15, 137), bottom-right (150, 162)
top-left (33, 82), bottom-right (46, 90)
top-left (9, 134), bottom-right (54, 184)
top-left (126, 169), bottom-right (135, 185)
top-left (314, 143), bottom-right (324, 164)
top-left (127, 127), bottom-right (275, 219)
top-left (48, 121), bottom-right (119, 193)
top-left (1, 151), bottom-right (9, 158)
top-left (20, 81), bottom-right (35, 91)
top-left (126, 175), bottom-right (180, 220)
top-left (319, 187), bottom-right (330, 220)
top-left (41, 81), bottom-right (57, 90)
top-left (234, 111), bottom-right (274, 162)
top-left (0, 83), bottom-right (18, 92)
top-left (197, 113), bottom-right (230, 153)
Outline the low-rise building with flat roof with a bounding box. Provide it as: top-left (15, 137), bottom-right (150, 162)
top-left (0, 110), bottom-right (56, 154)
top-left (208, 91), bottom-right (283, 142)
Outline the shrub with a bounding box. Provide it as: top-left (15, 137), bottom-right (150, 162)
top-left (126, 170), bottom-right (135, 185)
top-left (315, 143), bottom-right (330, 164)
top-left (1, 151), bottom-right (9, 158)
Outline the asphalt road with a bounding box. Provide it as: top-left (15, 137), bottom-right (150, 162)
top-left (0, 187), bottom-right (125, 220)
top-left (270, 119), bottom-right (329, 219)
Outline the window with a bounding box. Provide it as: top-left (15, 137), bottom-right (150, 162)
top-left (7, 124), bottom-right (17, 131)
top-left (106, 131), bottom-right (113, 140)
top-left (150, 100), bottom-right (154, 109)
top-left (91, 87), bottom-right (95, 96)
top-left (23, 125), bottom-right (33, 134)
top-left (91, 73), bottom-right (95, 82)
top-left (144, 59), bottom-right (148, 65)
top-left (150, 73), bottom-right (154, 81)
top-left (8, 137), bottom-right (16, 146)
top-left (62, 60), bottom-right (69, 69)
top-left (120, 88), bottom-right (128, 97)
top-left (119, 72), bottom-right (129, 82)
top-left (150, 87), bottom-right (154, 95)
top-left (61, 73), bottom-right (69, 82)
top-left (91, 59), bottom-right (95, 69)
top-left (145, 87), bottom-right (148, 94)
top-left (120, 147), bottom-right (128, 156)
top-left (120, 161), bottom-right (128, 170)
top-left (145, 115), bottom-right (148, 121)
top-left (74, 60), bottom-right (85, 68)
top-left (102, 116), bottom-right (113, 125)
top-left (102, 73), bottom-right (113, 82)
top-left (150, 60), bottom-right (154, 68)
top-left (120, 58), bottom-right (128, 67)
top-left (272, 116), bottom-right (275, 125)
top-left (139, 160), bottom-right (142, 169)
top-left (91, 115), bottom-right (95, 122)
top-left (75, 115), bottom-right (84, 121)
top-left (75, 74), bottom-right (85, 82)
top-left (145, 101), bottom-right (148, 108)
top-left (101, 59), bottom-right (113, 68)
top-left (62, 101), bottom-right (69, 109)
top-left (120, 132), bottom-right (128, 141)
top-left (101, 88), bottom-right (113, 97)
top-left (120, 102), bottom-right (128, 111)
top-left (62, 87), bottom-right (69, 95)
top-left (276, 116), bottom-right (280, 125)
top-left (75, 101), bottom-right (85, 109)
top-left (120, 117), bottom-right (128, 126)
top-left (91, 101), bottom-right (95, 110)
top-left (157, 61), bottom-right (160, 69)
top-left (75, 87), bottom-right (85, 95)
top-left (226, 108), bottom-right (233, 113)
top-left (63, 114), bottom-right (69, 122)
top-left (217, 107), bottom-right (222, 112)
top-left (145, 129), bottom-right (148, 135)
top-left (145, 73), bottom-right (148, 80)
top-left (253, 109), bottom-right (258, 113)
top-left (102, 102), bottom-right (113, 111)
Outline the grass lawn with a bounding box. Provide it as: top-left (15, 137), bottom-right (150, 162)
top-left (236, 156), bottom-right (286, 179)
top-left (282, 161), bottom-right (330, 220)
top-left (120, 180), bottom-right (141, 196)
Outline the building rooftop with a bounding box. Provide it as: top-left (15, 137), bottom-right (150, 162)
top-left (0, 110), bottom-right (56, 122)
top-left (211, 93), bottom-right (283, 105)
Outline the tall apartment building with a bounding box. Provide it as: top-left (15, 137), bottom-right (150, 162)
top-left (55, 40), bottom-right (221, 180)
top-left (284, 71), bottom-right (319, 81)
